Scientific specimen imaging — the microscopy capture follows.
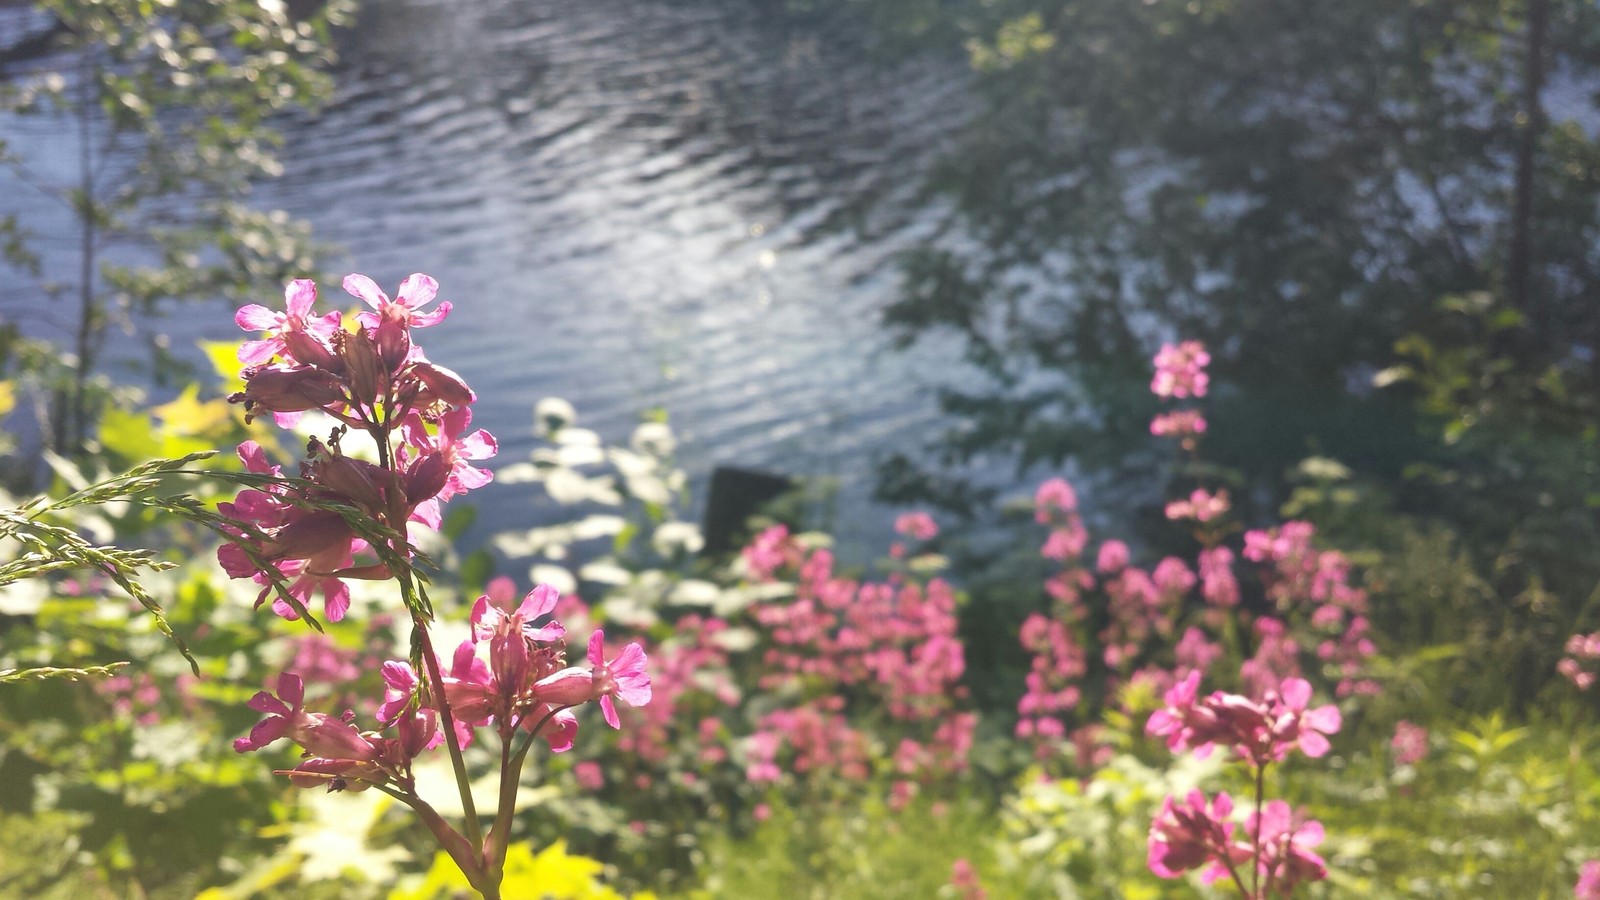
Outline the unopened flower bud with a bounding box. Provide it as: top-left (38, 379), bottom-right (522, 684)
top-left (375, 317), bottom-right (412, 370)
top-left (261, 514), bottom-right (355, 562)
top-left (405, 452), bottom-right (451, 506)
top-left (341, 328), bottom-right (387, 407)
top-left (315, 455), bottom-right (389, 514)
top-left (233, 366), bottom-right (344, 418)
top-left (283, 329), bottom-right (343, 373)
top-left (410, 361), bottom-right (476, 407)
top-left (531, 667), bottom-right (598, 707)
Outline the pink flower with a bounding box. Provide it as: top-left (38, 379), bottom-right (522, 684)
top-left (234, 672), bottom-right (376, 762)
top-left (376, 660), bottom-right (419, 725)
top-left (1268, 677), bottom-right (1342, 760)
top-left (573, 760), bottom-right (605, 791)
top-left (1041, 522), bottom-right (1088, 560)
top-left (1151, 340), bottom-right (1211, 399)
top-left (1150, 409), bottom-right (1208, 438)
top-left (1248, 800), bottom-right (1328, 891)
top-left (1147, 790), bottom-right (1250, 883)
top-left (742, 525), bottom-right (796, 581)
top-left (346, 272), bottom-right (452, 330)
top-left (234, 278), bottom-right (342, 366)
top-left (1198, 546), bottom-right (1239, 608)
top-left (1576, 860), bottom-right (1600, 899)
top-left (950, 858), bottom-right (988, 900)
top-left (402, 407), bottom-right (497, 506)
top-left (588, 629), bottom-right (652, 729)
top-left (1146, 671), bottom-right (1218, 755)
top-left (894, 511), bottom-right (939, 541)
top-left (1034, 478), bottom-right (1078, 520)
top-left (1096, 540), bottom-right (1130, 574)
top-left (1165, 488), bottom-right (1230, 523)
top-left (1391, 720), bottom-right (1428, 766)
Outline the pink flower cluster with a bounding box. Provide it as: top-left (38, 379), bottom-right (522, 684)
top-left (894, 511), bottom-right (940, 542)
top-left (741, 524), bottom-right (803, 580)
top-left (98, 670), bottom-right (199, 728)
top-left (1559, 632), bottom-right (1600, 690)
top-left (1390, 720), bottom-right (1429, 766)
top-left (614, 613), bottom-right (738, 766)
top-left (1577, 860), bottom-right (1600, 899)
top-left (1150, 340), bottom-right (1209, 451)
top-left (1165, 488), bottom-right (1230, 523)
top-left (1146, 672), bottom-right (1341, 765)
top-left (741, 524), bottom-right (973, 795)
top-left (1151, 409), bottom-right (1208, 438)
top-left (1243, 522), bottom-right (1379, 698)
top-left (1151, 340), bottom-right (1211, 399)
top-left (235, 581), bottom-right (650, 791)
top-left (949, 858), bottom-right (989, 900)
top-left (1149, 791), bottom-right (1328, 894)
top-left (218, 275), bottom-right (496, 623)
top-left (1145, 674), bottom-right (1336, 894)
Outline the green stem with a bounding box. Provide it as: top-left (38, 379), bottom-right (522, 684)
top-left (1251, 762), bottom-right (1266, 899)
top-left (485, 707), bottom-right (571, 878)
top-left (414, 619), bottom-right (484, 851)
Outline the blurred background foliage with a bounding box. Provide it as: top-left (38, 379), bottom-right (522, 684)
top-left (2, 0), bottom-right (1600, 897)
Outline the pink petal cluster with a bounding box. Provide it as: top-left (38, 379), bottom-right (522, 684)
top-left (1146, 672), bottom-right (1341, 765)
top-left (1150, 409), bottom-right (1208, 438)
top-left (1151, 340), bottom-right (1211, 399)
top-left (233, 672), bottom-right (429, 792)
top-left (949, 858), bottom-right (989, 900)
top-left (1244, 522), bottom-right (1379, 697)
top-left (1558, 632), bottom-right (1600, 691)
top-left (236, 582), bottom-right (652, 790)
top-left (741, 524), bottom-right (802, 581)
top-left (1577, 860), bottom-right (1600, 899)
top-left (742, 533), bottom-right (971, 784)
top-left (894, 511), bottom-right (940, 542)
top-left (1147, 790), bottom-right (1251, 883)
top-left (1165, 488), bottom-right (1230, 523)
top-left (614, 615), bottom-right (738, 766)
top-left (1247, 799), bottom-right (1329, 892)
top-left (1390, 719), bottom-right (1429, 766)
top-left (444, 582), bottom-right (650, 747)
top-left (219, 274), bottom-right (495, 622)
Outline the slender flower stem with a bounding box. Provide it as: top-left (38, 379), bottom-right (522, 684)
top-left (414, 619), bottom-right (484, 852)
top-left (1251, 762), bottom-right (1267, 899)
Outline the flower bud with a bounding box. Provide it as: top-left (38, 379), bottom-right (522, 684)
top-left (261, 514), bottom-right (355, 563)
top-left (314, 455), bottom-right (389, 514)
top-left (286, 756), bottom-right (385, 792)
top-left (405, 452), bottom-right (451, 507)
top-left (409, 361), bottom-right (476, 407)
top-left (375, 317), bottom-right (412, 371)
top-left (531, 667), bottom-right (598, 708)
top-left (294, 711), bottom-right (379, 762)
top-left (283, 328), bottom-right (342, 373)
top-left (233, 366), bottom-right (344, 418)
top-left (341, 328), bottom-right (387, 408)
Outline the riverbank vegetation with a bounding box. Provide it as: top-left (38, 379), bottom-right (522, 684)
top-left (3, 1), bottom-right (1600, 898)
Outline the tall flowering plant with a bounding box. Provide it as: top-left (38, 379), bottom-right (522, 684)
top-left (1017, 341), bottom-right (1377, 773)
top-left (217, 274), bottom-right (650, 899)
top-left (1145, 673), bottom-right (1337, 897)
top-left (1011, 339), bottom-right (1360, 894)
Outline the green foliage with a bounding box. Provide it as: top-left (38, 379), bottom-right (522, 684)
top-left (1307, 714), bottom-right (1600, 898)
top-left (0, 0), bottom-right (352, 456)
top-left (998, 753), bottom-right (1225, 898)
top-left (688, 791), bottom-right (1022, 900)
